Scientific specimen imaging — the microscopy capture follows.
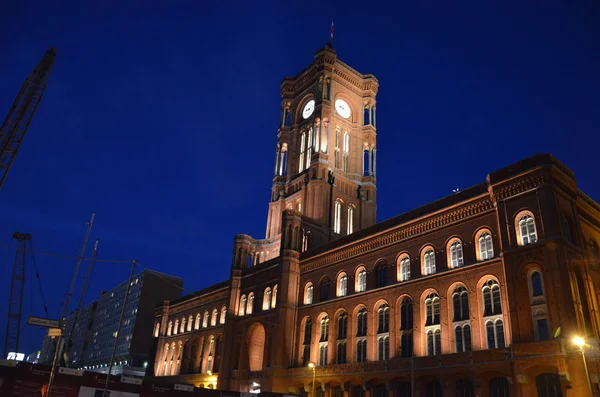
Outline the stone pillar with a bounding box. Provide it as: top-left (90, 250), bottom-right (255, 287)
top-left (373, 149), bottom-right (377, 178)
top-left (368, 149), bottom-right (373, 176)
top-left (373, 107), bottom-right (376, 128)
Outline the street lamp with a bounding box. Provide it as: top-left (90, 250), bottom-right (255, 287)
top-left (307, 362), bottom-right (316, 397)
top-left (573, 336), bottom-right (593, 396)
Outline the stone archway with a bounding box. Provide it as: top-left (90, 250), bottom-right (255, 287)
top-left (248, 322), bottom-right (266, 371)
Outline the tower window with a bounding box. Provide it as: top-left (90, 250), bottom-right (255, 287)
top-left (334, 200), bottom-right (342, 234)
top-left (299, 132), bottom-right (306, 172)
top-left (343, 132), bottom-right (349, 172)
top-left (334, 127), bottom-right (341, 169)
top-left (347, 206), bottom-right (354, 235)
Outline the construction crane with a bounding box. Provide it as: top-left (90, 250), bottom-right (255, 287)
top-left (4, 233), bottom-right (32, 358)
top-left (0, 47), bottom-right (56, 191)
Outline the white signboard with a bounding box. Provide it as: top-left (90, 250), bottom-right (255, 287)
top-left (6, 352), bottom-right (24, 361)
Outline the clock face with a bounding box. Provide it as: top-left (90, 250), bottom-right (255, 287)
top-left (302, 100), bottom-right (315, 119)
top-left (335, 99), bottom-right (351, 119)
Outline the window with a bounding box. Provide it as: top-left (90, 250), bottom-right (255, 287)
top-left (536, 373), bottom-right (562, 397)
top-left (247, 293), bottom-right (254, 315)
top-left (537, 317), bottom-right (549, 341)
top-left (320, 279), bottom-right (331, 302)
top-left (449, 240), bottom-right (464, 268)
top-left (455, 325), bottom-right (472, 352)
top-left (400, 333), bottom-right (413, 358)
top-left (337, 274), bottom-right (348, 297)
top-left (400, 298), bottom-right (413, 331)
top-left (154, 323), bottom-right (160, 337)
top-left (478, 232), bottom-right (494, 260)
top-left (356, 339), bottom-right (367, 363)
top-left (272, 285), bottom-right (278, 308)
top-left (518, 213), bottom-right (537, 245)
top-left (453, 286), bottom-right (470, 321)
top-left (167, 321), bottom-right (173, 336)
top-left (188, 315), bottom-right (193, 331)
top-left (181, 318), bottom-right (186, 333)
top-left (531, 271), bottom-right (543, 297)
top-left (195, 314), bottom-right (201, 330)
top-left (425, 293), bottom-right (440, 326)
top-left (486, 319), bottom-right (505, 349)
top-left (239, 296), bottom-right (247, 316)
top-left (347, 206), bottom-right (354, 235)
top-left (426, 329), bottom-right (441, 355)
top-left (489, 377), bottom-right (510, 397)
top-left (174, 320), bottom-right (179, 335)
top-left (336, 341), bottom-right (347, 364)
top-left (306, 127), bottom-right (313, 169)
top-left (302, 318), bottom-right (312, 367)
top-left (299, 132), bottom-right (306, 171)
top-left (376, 264), bottom-right (388, 288)
top-left (356, 308), bottom-right (367, 337)
top-left (423, 249), bottom-right (436, 275)
top-left (399, 256), bottom-right (410, 282)
top-left (334, 127), bottom-right (341, 169)
top-left (334, 200), bottom-right (342, 234)
top-left (337, 312), bottom-right (348, 340)
top-left (263, 288), bottom-right (272, 310)
top-left (220, 306), bottom-right (227, 324)
top-left (377, 335), bottom-right (389, 360)
top-left (320, 316), bottom-right (330, 342)
top-left (377, 304), bottom-right (390, 334)
top-left (456, 379), bottom-right (474, 397)
top-left (483, 280), bottom-right (502, 316)
top-left (319, 343), bottom-right (328, 366)
top-left (357, 269), bottom-right (367, 292)
top-left (343, 132), bottom-right (349, 172)
top-left (305, 283), bottom-right (314, 304)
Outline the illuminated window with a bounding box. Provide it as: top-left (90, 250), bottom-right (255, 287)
top-left (478, 232), bottom-right (494, 260)
top-left (343, 132), bottom-right (349, 172)
top-left (338, 274), bottom-right (348, 297)
top-left (305, 283), bottom-right (314, 305)
top-left (486, 319), bottom-right (505, 349)
top-left (424, 293), bottom-right (440, 326)
top-left (399, 256), bottom-right (411, 282)
top-left (517, 213), bottom-right (537, 245)
top-left (357, 268), bottom-right (367, 292)
top-left (247, 293), bottom-right (254, 315)
top-left (483, 280), bottom-right (502, 316)
top-left (263, 288), bottom-right (272, 310)
top-left (423, 249), bottom-right (436, 275)
top-left (347, 206), bottom-right (354, 235)
top-left (220, 306), bottom-right (226, 324)
top-left (334, 200), bottom-right (342, 234)
top-left (239, 296), bottom-right (247, 316)
top-left (449, 240), bottom-right (464, 268)
top-left (299, 132), bottom-right (306, 171)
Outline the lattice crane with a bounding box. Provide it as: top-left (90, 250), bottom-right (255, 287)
top-left (0, 48), bottom-right (56, 191)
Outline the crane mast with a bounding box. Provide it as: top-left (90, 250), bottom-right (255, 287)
top-left (0, 48), bottom-right (56, 191)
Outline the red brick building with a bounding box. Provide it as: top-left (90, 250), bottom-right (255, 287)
top-left (149, 45), bottom-right (600, 397)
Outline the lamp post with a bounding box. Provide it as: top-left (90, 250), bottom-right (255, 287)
top-left (308, 362), bottom-right (316, 397)
top-left (574, 336), bottom-right (593, 396)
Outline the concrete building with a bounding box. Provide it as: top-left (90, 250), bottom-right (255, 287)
top-left (39, 269), bottom-right (183, 375)
top-left (150, 45), bottom-right (600, 397)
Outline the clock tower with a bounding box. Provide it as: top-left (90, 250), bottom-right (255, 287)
top-left (266, 45), bottom-right (379, 246)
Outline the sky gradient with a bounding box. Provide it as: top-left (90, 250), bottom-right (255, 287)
top-left (1, 1), bottom-right (599, 356)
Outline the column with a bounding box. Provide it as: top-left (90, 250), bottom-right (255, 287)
top-left (274, 149), bottom-right (280, 176)
top-left (368, 148), bottom-right (373, 176)
top-left (316, 120), bottom-right (321, 153)
top-left (373, 149), bottom-right (377, 178)
top-left (281, 108), bottom-right (286, 128)
top-left (373, 107), bottom-right (376, 128)
top-left (369, 105), bottom-right (373, 126)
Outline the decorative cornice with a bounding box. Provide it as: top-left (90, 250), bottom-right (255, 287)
top-left (302, 198), bottom-right (494, 272)
top-left (493, 175), bottom-right (547, 201)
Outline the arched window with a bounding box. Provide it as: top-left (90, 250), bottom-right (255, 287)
top-left (535, 373), bottom-right (562, 397)
top-left (203, 311), bottom-right (209, 327)
top-left (531, 271), bottom-right (543, 297)
top-left (449, 240), bottom-right (464, 268)
top-left (195, 314), bottom-right (201, 329)
top-left (478, 232), bottom-right (494, 261)
top-left (423, 249), bottom-right (436, 275)
top-left (338, 273), bottom-right (348, 297)
top-left (377, 303), bottom-right (390, 334)
top-left (426, 329), bottom-right (441, 356)
top-left (272, 285), bottom-right (277, 308)
top-left (517, 213), bottom-right (537, 245)
top-left (356, 308), bottom-right (367, 337)
top-left (263, 288), bottom-right (272, 310)
top-left (455, 324), bottom-right (471, 353)
top-left (302, 318), bottom-right (312, 367)
top-left (483, 280), bottom-right (502, 316)
top-left (343, 131), bottom-right (349, 173)
top-left (356, 308), bottom-right (367, 362)
top-left (211, 309), bottom-right (218, 326)
top-left (306, 127), bottom-right (313, 169)
top-left (174, 320), bottom-right (179, 335)
top-left (320, 279), bottom-right (331, 302)
top-left (239, 296), bottom-right (247, 316)
top-left (424, 293), bottom-right (440, 326)
top-left (399, 256), bottom-right (411, 282)
top-left (357, 268), bottom-right (367, 292)
top-left (305, 283), bottom-right (314, 305)
top-left (207, 336), bottom-right (215, 372)
top-left (334, 200), bottom-right (342, 234)
top-left (296, 199), bottom-right (302, 213)
top-left (299, 132), bottom-right (306, 171)
top-left (247, 293), bottom-right (254, 315)
top-left (154, 323), bottom-right (160, 337)
top-left (486, 319), bottom-right (505, 349)
top-left (336, 312), bottom-right (348, 364)
top-left (319, 316), bottom-right (329, 366)
top-left (452, 286), bottom-right (470, 322)
top-left (347, 206), bottom-right (354, 235)
top-left (400, 332), bottom-right (413, 358)
top-left (377, 335), bottom-right (389, 361)
top-left (334, 126), bottom-right (341, 169)
top-left (220, 306), bottom-right (227, 324)
top-left (180, 318), bottom-right (186, 333)
top-left (188, 315), bottom-right (193, 331)
top-left (376, 263), bottom-right (387, 288)
top-left (400, 298), bottom-right (413, 331)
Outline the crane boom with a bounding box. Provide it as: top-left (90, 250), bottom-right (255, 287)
top-left (0, 48), bottom-right (56, 191)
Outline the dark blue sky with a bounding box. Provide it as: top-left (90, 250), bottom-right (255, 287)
top-left (1, 1), bottom-right (599, 356)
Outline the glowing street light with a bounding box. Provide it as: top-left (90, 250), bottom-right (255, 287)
top-left (573, 336), bottom-right (593, 395)
top-left (307, 362), bottom-right (316, 397)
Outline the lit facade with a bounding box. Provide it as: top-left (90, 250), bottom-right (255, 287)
top-left (151, 45), bottom-right (600, 397)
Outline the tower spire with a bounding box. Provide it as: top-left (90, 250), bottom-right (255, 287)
top-left (328, 21), bottom-right (334, 48)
